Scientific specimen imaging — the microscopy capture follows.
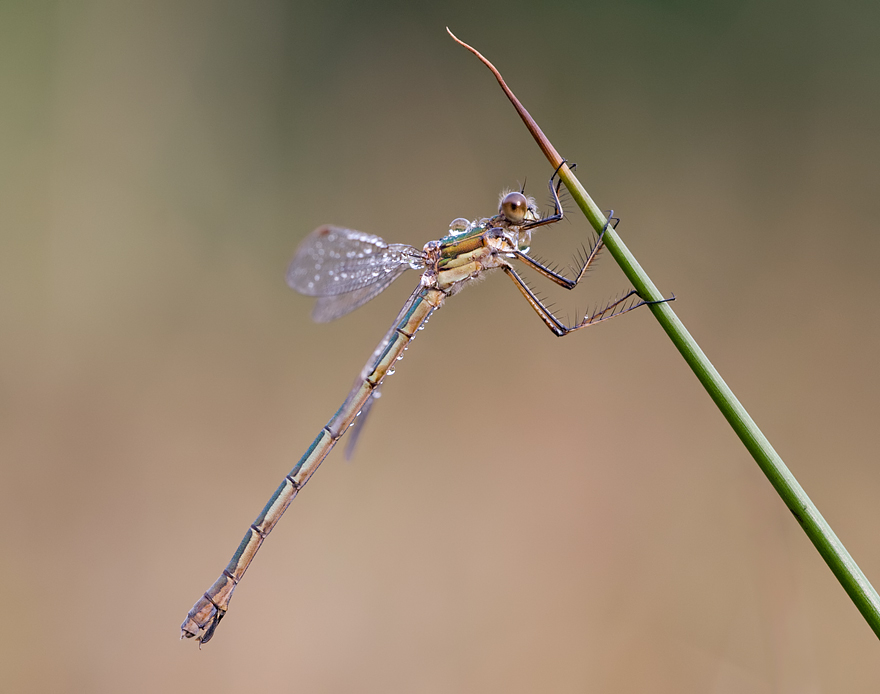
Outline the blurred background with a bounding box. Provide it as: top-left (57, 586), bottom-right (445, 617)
top-left (3, 0), bottom-right (880, 691)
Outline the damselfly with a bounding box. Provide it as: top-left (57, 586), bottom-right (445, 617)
top-left (181, 167), bottom-right (660, 645)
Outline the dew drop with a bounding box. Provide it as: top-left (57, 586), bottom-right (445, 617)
top-left (449, 220), bottom-right (468, 237)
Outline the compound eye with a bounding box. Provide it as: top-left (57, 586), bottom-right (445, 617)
top-left (500, 192), bottom-right (529, 224)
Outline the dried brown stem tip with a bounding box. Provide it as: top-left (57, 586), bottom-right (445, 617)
top-left (446, 27), bottom-right (564, 169)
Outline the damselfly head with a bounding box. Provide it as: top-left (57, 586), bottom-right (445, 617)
top-left (499, 191), bottom-right (539, 226)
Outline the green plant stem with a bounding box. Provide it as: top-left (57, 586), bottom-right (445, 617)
top-left (447, 28), bottom-right (880, 638)
top-left (563, 171), bottom-right (880, 638)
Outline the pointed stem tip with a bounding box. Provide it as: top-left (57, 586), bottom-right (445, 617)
top-left (446, 28), bottom-right (562, 168)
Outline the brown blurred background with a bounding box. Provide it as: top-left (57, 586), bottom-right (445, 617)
top-left (3, 0), bottom-right (880, 691)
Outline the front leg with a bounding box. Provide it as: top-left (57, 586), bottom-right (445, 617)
top-left (521, 160), bottom-right (570, 231)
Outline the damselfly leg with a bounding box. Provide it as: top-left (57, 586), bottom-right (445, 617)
top-left (520, 160), bottom-right (571, 232)
top-left (508, 206), bottom-right (671, 336)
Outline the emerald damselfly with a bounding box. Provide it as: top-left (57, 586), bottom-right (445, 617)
top-left (181, 167), bottom-right (660, 645)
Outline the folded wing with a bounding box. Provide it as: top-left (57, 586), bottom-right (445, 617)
top-left (287, 225), bottom-right (425, 322)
